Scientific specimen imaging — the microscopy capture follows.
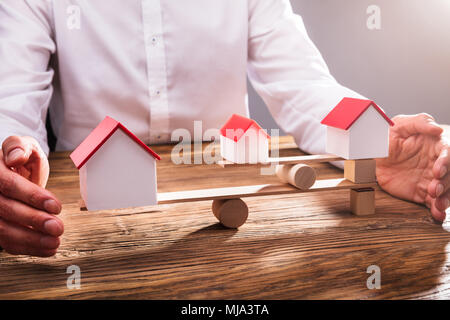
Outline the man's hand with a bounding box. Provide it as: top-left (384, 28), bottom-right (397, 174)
top-left (376, 114), bottom-right (450, 222)
top-left (0, 136), bottom-right (64, 257)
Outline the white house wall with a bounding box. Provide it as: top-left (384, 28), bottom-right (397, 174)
top-left (348, 106), bottom-right (390, 159)
top-left (326, 126), bottom-right (350, 159)
top-left (220, 134), bottom-right (237, 163)
top-left (83, 129), bottom-right (158, 211)
top-left (79, 165), bottom-right (88, 207)
top-left (220, 128), bottom-right (269, 163)
top-left (237, 128), bottom-right (260, 163)
top-left (257, 130), bottom-right (269, 162)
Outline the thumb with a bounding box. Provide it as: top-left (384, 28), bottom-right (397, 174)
top-left (2, 136), bottom-right (34, 167)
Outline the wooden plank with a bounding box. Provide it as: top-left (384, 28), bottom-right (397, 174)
top-left (157, 178), bottom-right (378, 204)
top-left (217, 154), bottom-right (343, 168)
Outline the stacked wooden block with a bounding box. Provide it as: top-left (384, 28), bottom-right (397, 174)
top-left (344, 159), bottom-right (376, 216)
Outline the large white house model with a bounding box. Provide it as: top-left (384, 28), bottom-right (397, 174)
top-left (321, 97), bottom-right (394, 159)
top-left (70, 116), bottom-right (161, 211)
top-left (220, 114), bottom-right (270, 164)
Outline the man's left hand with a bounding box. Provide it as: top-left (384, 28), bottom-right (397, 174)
top-left (376, 113), bottom-right (449, 222)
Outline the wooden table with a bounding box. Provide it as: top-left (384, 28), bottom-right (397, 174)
top-left (1, 131), bottom-right (449, 299)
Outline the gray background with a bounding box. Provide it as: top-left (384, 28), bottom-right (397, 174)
top-left (249, 0), bottom-right (450, 132)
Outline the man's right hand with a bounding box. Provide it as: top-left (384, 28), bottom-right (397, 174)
top-left (0, 136), bottom-right (64, 257)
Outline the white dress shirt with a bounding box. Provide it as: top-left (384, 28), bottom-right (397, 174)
top-left (0, 0), bottom-right (363, 156)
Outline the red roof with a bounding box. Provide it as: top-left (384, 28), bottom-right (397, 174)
top-left (220, 114), bottom-right (270, 142)
top-left (321, 97), bottom-right (394, 130)
top-left (70, 116), bottom-right (161, 169)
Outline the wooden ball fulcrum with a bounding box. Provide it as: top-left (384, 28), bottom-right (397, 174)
top-left (212, 198), bottom-right (249, 229)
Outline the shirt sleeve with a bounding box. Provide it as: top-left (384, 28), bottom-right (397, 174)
top-left (247, 0), bottom-right (365, 159)
top-left (0, 0), bottom-right (55, 156)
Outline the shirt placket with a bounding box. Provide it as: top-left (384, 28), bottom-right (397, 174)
top-left (142, 0), bottom-right (170, 144)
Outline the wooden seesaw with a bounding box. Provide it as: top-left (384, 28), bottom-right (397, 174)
top-left (75, 100), bottom-right (389, 228)
top-left (156, 155), bottom-right (378, 229)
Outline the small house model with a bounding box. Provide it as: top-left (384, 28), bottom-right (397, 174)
top-left (220, 114), bottom-right (270, 164)
top-left (321, 97), bottom-right (394, 159)
top-left (70, 116), bottom-right (161, 211)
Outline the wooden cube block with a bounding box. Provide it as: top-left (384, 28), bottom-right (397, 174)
top-left (344, 159), bottom-right (376, 183)
top-left (350, 188), bottom-right (375, 216)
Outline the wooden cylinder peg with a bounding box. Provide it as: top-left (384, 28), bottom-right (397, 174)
top-left (276, 164), bottom-right (316, 190)
top-left (275, 164), bottom-right (292, 184)
top-left (212, 198), bottom-right (249, 229)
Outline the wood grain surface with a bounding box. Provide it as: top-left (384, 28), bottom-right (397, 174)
top-left (0, 133), bottom-right (450, 300)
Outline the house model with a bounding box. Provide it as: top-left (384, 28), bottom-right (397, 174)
top-left (220, 114), bottom-right (270, 164)
top-left (70, 116), bottom-right (161, 211)
top-left (321, 97), bottom-right (394, 159)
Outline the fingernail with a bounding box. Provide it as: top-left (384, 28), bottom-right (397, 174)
top-left (440, 166), bottom-right (448, 179)
top-left (437, 184), bottom-right (444, 197)
top-left (7, 148), bottom-right (24, 163)
top-left (44, 200), bottom-right (61, 214)
top-left (40, 236), bottom-right (59, 249)
top-left (44, 219), bottom-right (62, 236)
